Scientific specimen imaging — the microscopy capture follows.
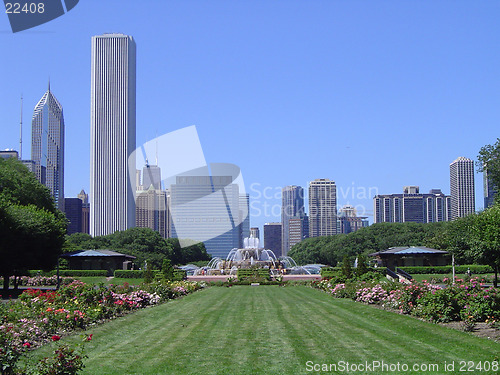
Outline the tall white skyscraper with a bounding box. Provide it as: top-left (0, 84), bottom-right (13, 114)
top-left (309, 179), bottom-right (337, 237)
top-left (90, 33), bottom-right (136, 236)
top-left (31, 84), bottom-right (65, 211)
top-left (450, 157), bottom-right (475, 220)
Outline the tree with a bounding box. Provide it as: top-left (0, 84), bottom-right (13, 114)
top-left (161, 259), bottom-right (174, 281)
top-left (0, 158), bottom-right (66, 295)
top-left (477, 138), bottom-right (500, 204)
top-left (469, 205), bottom-right (500, 287)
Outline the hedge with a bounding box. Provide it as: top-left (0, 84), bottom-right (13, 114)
top-left (398, 265), bottom-right (493, 275)
top-left (55, 270), bottom-right (108, 277)
top-left (114, 269), bottom-right (187, 281)
top-left (237, 269), bottom-right (270, 281)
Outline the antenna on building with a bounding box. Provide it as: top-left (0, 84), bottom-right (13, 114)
top-left (155, 129), bottom-right (158, 166)
top-left (19, 94), bottom-right (23, 159)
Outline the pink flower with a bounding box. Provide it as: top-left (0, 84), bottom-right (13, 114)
top-left (23, 342), bottom-right (31, 348)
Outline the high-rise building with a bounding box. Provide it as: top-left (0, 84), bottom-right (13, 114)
top-left (31, 84), bottom-right (65, 210)
top-left (78, 189), bottom-right (90, 234)
top-left (338, 205), bottom-right (368, 234)
top-left (238, 193), bottom-right (250, 248)
top-left (450, 157), bottom-right (475, 219)
top-left (250, 227), bottom-right (260, 240)
top-left (64, 198), bottom-right (82, 235)
top-left (374, 187), bottom-right (451, 223)
top-left (281, 185), bottom-right (306, 256)
top-left (90, 33), bottom-right (136, 236)
top-left (0, 150), bottom-right (19, 159)
top-left (170, 175), bottom-right (240, 258)
top-left (142, 164), bottom-right (162, 190)
top-left (484, 168), bottom-right (498, 209)
top-left (264, 222), bottom-right (282, 257)
top-left (308, 179), bottom-right (337, 237)
top-left (136, 186), bottom-right (170, 238)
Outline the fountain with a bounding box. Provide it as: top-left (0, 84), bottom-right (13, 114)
top-left (193, 236), bottom-right (315, 277)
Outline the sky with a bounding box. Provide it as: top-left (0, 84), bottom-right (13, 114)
top-left (1, 0), bottom-right (499, 233)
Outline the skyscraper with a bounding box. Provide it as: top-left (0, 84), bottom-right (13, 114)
top-left (484, 168), bottom-right (498, 209)
top-left (90, 33), bottom-right (136, 236)
top-left (281, 185), bottom-right (306, 256)
top-left (264, 222), bottom-right (282, 257)
top-left (338, 204), bottom-right (368, 234)
top-left (450, 157), bottom-right (475, 220)
top-left (31, 84), bottom-right (65, 210)
top-left (78, 189), bottom-right (90, 234)
top-left (308, 179), bottom-right (337, 237)
top-left (374, 187), bottom-right (451, 223)
top-left (142, 164), bottom-right (162, 190)
top-left (238, 193), bottom-right (250, 247)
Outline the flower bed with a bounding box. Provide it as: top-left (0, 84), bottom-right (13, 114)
top-left (312, 277), bottom-right (500, 326)
top-left (0, 280), bottom-right (204, 374)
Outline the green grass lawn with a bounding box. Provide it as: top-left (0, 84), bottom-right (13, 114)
top-left (33, 286), bottom-right (499, 375)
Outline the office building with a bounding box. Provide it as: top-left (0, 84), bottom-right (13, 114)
top-left (338, 204), bottom-right (368, 234)
top-left (170, 175), bottom-right (240, 258)
top-left (136, 186), bottom-right (170, 238)
top-left (0, 150), bottom-right (19, 159)
top-left (90, 33), bottom-right (136, 236)
top-left (281, 185), bottom-right (306, 256)
top-left (250, 227), bottom-right (260, 240)
top-left (143, 164), bottom-right (162, 190)
top-left (264, 222), bottom-right (282, 257)
top-left (78, 189), bottom-right (90, 234)
top-left (484, 168), bottom-right (498, 209)
top-left (64, 198), bottom-right (82, 235)
top-left (450, 157), bottom-right (475, 219)
top-left (239, 193), bottom-right (250, 247)
top-left (374, 187), bottom-right (451, 223)
top-left (309, 179), bottom-right (337, 237)
top-left (31, 84), bottom-right (65, 210)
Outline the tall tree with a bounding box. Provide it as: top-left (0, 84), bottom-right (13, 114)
top-left (477, 138), bottom-right (500, 203)
top-left (0, 158), bottom-right (66, 294)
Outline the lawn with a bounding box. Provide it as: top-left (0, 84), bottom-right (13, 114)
top-left (33, 286), bottom-right (499, 375)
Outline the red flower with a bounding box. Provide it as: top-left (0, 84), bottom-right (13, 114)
top-left (23, 342), bottom-right (31, 348)
top-left (51, 335), bottom-right (61, 341)
top-left (86, 334), bottom-right (93, 341)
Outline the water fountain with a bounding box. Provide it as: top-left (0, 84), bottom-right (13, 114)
top-left (193, 236), bottom-right (314, 277)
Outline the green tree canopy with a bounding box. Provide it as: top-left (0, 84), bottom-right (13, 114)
top-left (0, 158), bottom-right (66, 293)
top-left (288, 222), bottom-right (447, 266)
top-left (477, 138), bottom-right (500, 199)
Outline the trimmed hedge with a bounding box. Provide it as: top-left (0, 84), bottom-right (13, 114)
top-left (237, 269), bottom-right (270, 281)
top-left (398, 265), bottom-right (493, 275)
top-left (114, 269), bottom-right (187, 281)
top-left (320, 267), bottom-right (386, 278)
top-left (56, 270), bottom-right (108, 277)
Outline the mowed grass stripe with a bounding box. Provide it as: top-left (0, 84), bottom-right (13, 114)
top-left (31, 286), bottom-right (499, 375)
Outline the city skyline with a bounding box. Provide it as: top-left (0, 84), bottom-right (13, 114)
top-left (1, 2), bottom-right (498, 233)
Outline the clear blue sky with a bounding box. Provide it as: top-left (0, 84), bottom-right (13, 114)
top-left (1, 1), bottom-right (498, 233)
